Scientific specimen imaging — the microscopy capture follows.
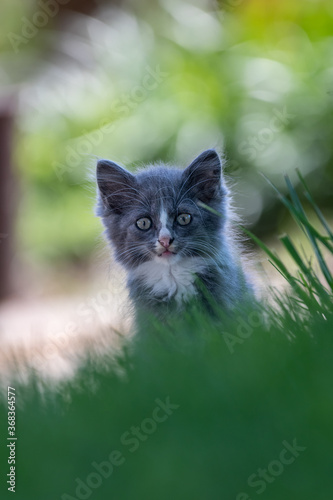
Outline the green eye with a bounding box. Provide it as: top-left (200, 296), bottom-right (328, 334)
top-left (136, 217), bottom-right (152, 230)
top-left (177, 213), bottom-right (192, 226)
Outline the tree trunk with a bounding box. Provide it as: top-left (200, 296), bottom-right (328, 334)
top-left (0, 97), bottom-right (16, 301)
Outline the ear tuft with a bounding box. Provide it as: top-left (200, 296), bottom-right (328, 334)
top-left (96, 159), bottom-right (136, 213)
top-left (181, 149), bottom-right (224, 203)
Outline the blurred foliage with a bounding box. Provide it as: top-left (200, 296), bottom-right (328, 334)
top-left (1, 284), bottom-right (333, 499)
top-left (1, 0), bottom-right (333, 262)
top-left (1, 111), bottom-right (333, 498)
top-left (244, 170), bottom-right (333, 315)
top-left (1, 4), bottom-right (333, 496)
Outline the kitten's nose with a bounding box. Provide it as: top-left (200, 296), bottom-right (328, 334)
top-left (158, 236), bottom-right (174, 248)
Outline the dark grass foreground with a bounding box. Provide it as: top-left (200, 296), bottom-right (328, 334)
top-left (1, 177), bottom-right (333, 500)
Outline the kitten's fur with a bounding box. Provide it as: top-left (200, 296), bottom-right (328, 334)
top-left (96, 150), bottom-right (253, 321)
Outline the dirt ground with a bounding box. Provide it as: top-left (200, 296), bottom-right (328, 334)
top-left (0, 262), bottom-right (133, 388)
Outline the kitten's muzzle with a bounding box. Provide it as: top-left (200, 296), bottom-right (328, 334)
top-left (158, 249), bottom-right (176, 258)
top-left (156, 244), bottom-right (177, 257)
top-left (158, 236), bottom-right (174, 249)
top-left (155, 236), bottom-right (176, 257)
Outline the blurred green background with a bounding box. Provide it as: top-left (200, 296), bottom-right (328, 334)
top-left (1, 0), bottom-right (333, 299)
top-left (1, 2), bottom-right (333, 500)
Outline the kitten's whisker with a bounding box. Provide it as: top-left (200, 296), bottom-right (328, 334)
top-left (184, 241), bottom-right (221, 265)
top-left (115, 245), bottom-right (149, 261)
top-left (116, 247), bottom-right (146, 259)
top-left (195, 246), bottom-right (221, 260)
top-left (97, 150), bottom-right (253, 316)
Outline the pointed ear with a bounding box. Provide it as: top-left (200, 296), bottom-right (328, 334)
top-left (181, 149), bottom-right (224, 203)
top-left (96, 159), bottom-right (137, 213)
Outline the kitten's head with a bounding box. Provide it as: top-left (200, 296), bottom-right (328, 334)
top-left (96, 150), bottom-right (228, 269)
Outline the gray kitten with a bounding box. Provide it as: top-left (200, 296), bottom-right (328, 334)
top-left (96, 150), bottom-right (253, 321)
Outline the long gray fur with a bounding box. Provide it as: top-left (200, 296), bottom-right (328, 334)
top-left (96, 149), bottom-right (253, 320)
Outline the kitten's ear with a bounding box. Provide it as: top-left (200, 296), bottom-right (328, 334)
top-left (181, 149), bottom-right (224, 203)
top-left (96, 159), bottom-right (136, 213)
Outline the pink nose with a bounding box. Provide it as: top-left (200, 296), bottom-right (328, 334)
top-left (158, 237), bottom-right (173, 248)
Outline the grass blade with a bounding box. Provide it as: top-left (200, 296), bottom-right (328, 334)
top-left (296, 168), bottom-right (333, 240)
top-left (284, 175), bottom-right (333, 291)
top-left (260, 173), bottom-right (333, 253)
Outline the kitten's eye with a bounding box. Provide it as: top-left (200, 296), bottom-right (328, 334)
top-left (136, 217), bottom-right (152, 230)
top-left (176, 213), bottom-right (192, 226)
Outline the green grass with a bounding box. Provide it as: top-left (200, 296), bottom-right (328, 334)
top-left (0, 177), bottom-right (332, 500)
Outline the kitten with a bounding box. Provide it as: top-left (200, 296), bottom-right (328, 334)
top-left (96, 149), bottom-right (253, 321)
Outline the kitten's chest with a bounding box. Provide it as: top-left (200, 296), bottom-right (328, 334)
top-left (130, 257), bottom-right (206, 304)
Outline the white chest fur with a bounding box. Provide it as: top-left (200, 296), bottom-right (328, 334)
top-left (132, 256), bottom-right (206, 304)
